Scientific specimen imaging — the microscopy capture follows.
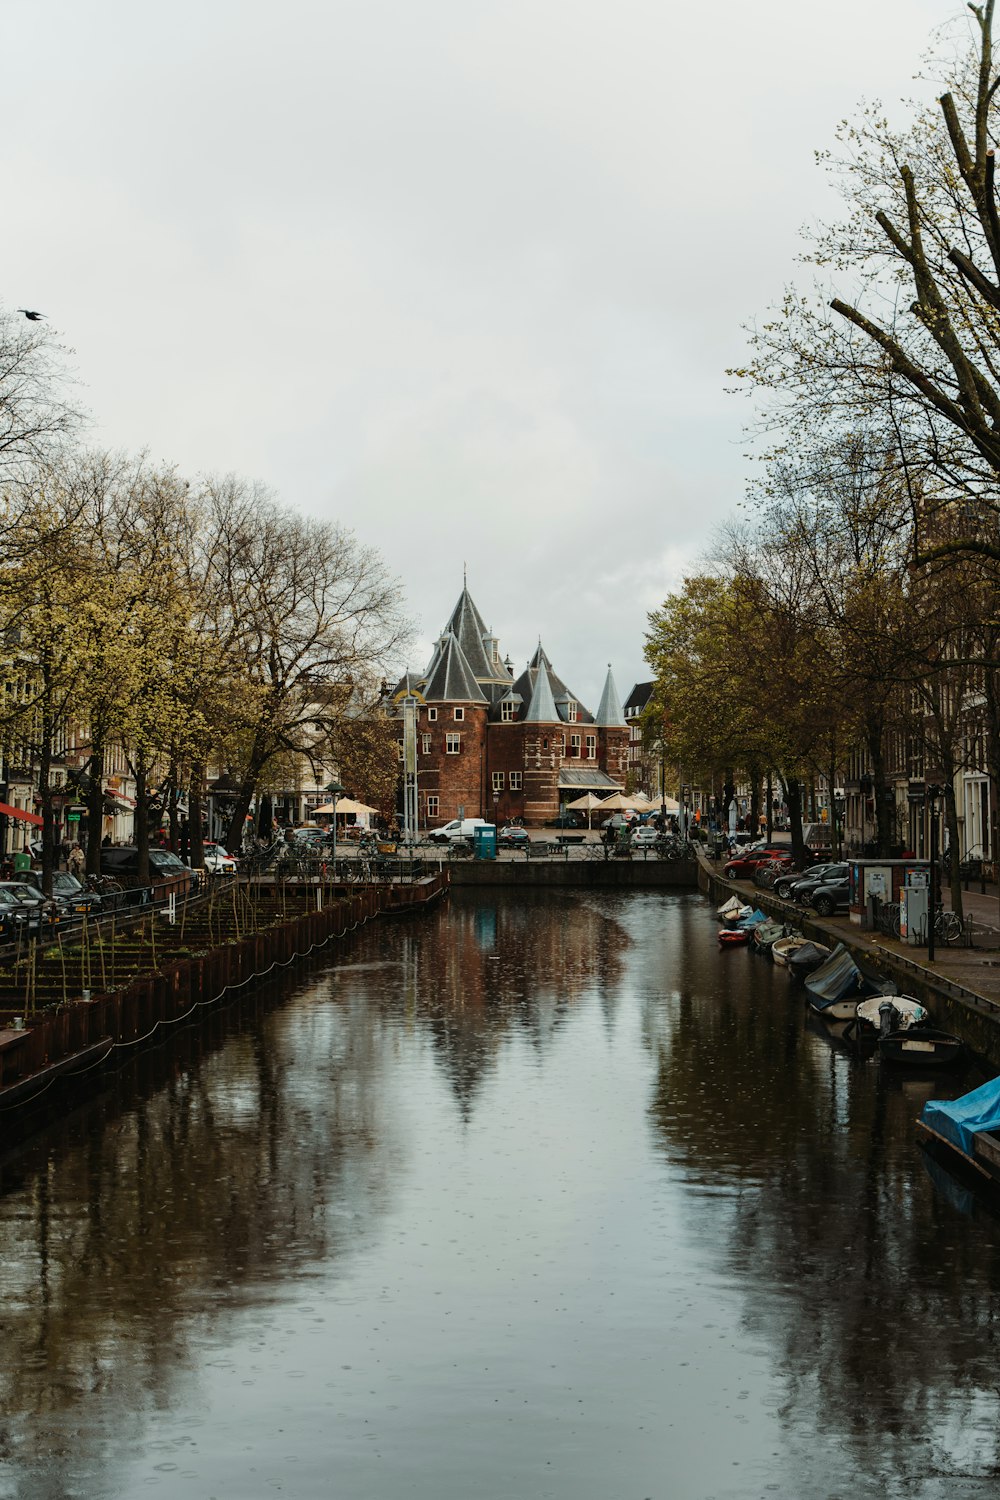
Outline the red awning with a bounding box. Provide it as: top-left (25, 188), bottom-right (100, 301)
top-left (0, 802), bottom-right (43, 827)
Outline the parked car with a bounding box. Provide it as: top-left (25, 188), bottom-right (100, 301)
top-left (428, 818), bottom-right (493, 844)
top-left (548, 811), bottom-right (583, 829)
top-left (630, 826), bottom-right (662, 848)
top-left (0, 881), bottom-right (59, 934)
top-left (0, 888), bottom-right (41, 941)
top-left (789, 863), bottom-right (850, 906)
top-left (722, 848), bottom-right (794, 880)
top-left (773, 862), bottom-right (844, 902)
top-left (18, 870), bottom-right (105, 918)
top-left (498, 826), bottom-right (530, 850)
top-left (202, 842), bottom-right (238, 875)
top-left (100, 847), bottom-right (198, 897)
top-left (809, 878), bottom-right (850, 917)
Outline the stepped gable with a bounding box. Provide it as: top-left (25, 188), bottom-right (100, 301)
top-left (522, 656), bottom-right (560, 722)
top-left (594, 665), bottom-right (625, 727)
top-left (509, 643), bottom-right (594, 724)
top-left (422, 632), bottom-right (487, 703)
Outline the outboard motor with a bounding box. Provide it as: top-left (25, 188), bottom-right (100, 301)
top-left (878, 999), bottom-right (897, 1036)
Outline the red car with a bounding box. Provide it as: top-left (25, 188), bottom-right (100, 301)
top-left (722, 848), bottom-right (794, 880)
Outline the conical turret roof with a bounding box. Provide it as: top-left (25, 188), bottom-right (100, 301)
top-left (523, 657), bottom-right (560, 722)
top-left (443, 586), bottom-right (496, 681)
top-left (594, 664), bottom-right (625, 727)
top-left (423, 632), bottom-right (487, 703)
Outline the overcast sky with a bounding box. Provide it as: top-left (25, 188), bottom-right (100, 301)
top-left (5, 0), bottom-right (955, 711)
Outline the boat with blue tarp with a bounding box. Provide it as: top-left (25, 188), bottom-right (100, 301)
top-left (917, 1074), bottom-right (1000, 1181)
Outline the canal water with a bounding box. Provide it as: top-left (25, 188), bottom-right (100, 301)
top-left (1, 888), bottom-right (1000, 1500)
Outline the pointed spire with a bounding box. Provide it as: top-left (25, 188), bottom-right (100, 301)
top-left (523, 657), bottom-right (560, 722)
top-left (423, 632), bottom-right (487, 702)
top-left (594, 664), bottom-right (625, 727)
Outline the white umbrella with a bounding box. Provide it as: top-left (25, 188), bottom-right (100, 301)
top-left (314, 798), bottom-right (377, 816)
top-left (565, 790), bottom-right (610, 830)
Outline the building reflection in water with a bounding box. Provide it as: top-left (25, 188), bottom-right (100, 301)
top-left (1, 889), bottom-right (1000, 1495)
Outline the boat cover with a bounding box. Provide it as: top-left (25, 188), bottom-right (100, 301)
top-left (804, 942), bottom-right (895, 1006)
top-left (920, 1075), bottom-right (1000, 1156)
top-left (787, 941), bottom-right (831, 972)
top-left (717, 896), bottom-right (743, 917)
top-left (737, 909), bottom-right (767, 928)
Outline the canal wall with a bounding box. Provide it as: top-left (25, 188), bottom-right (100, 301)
top-left (449, 859), bottom-right (698, 889)
top-left (0, 874), bottom-right (448, 1109)
top-left (697, 858), bottom-right (1000, 1068)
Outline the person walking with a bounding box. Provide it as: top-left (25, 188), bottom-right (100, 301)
top-left (68, 842), bottom-right (85, 878)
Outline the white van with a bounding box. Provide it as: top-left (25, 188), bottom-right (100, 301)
top-left (427, 817), bottom-right (493, 844)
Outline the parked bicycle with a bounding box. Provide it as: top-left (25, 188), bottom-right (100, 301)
top-left (934, 903), bottom-right (964, 944)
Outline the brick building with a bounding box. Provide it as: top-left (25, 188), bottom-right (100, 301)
top-left (392, 584), bottom-right (629, 830)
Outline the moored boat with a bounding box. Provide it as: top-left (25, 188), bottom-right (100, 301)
top-left (771, 934), bottom-right (809, 967)
top-left (803, 942), bottom-right (895, 1018)
top-left (855, 994), bottom-right (931, 1033)
top-left (718, 926), bottom-right (752, 945)
top-left (918, 1075), bottom-right (1000, 1183)
top-left (752, 919), bottom-right (790, 955)
top-left (786, 940), bottom-right (834, 980)
top-left (879, 1026), bottom-right (964, 1068)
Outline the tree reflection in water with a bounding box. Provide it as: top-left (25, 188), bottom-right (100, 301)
top-left (646, 925), bottom-right (1000, 1487)
top-left (0, 890), bottom-right (999, 1496)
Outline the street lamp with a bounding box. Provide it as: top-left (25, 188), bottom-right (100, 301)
top-left (493, 788), bottom-right (501, 835)
top-left (326, 779), bottom-right (346, 870)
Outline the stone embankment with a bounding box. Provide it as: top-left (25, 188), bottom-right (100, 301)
top-left (699, 855), bottom-right (1000, 1068)
top-left (0, 872), bottom-right (447, 1110)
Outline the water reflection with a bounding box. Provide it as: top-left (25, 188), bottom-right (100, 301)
top-left (0, 890), bottom-right (998, 1498)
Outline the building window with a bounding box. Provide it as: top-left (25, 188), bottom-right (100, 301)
top-left (446, 733), bottom-right (461, 754)
top-left (428, 707), bottom-right (438, 721)
top-left (492, 771), bottom-right (504, 793)
top-left (454, 707), bottom-right (464, 721)
top-left (421, 734), bottom-right (431, 754)
top-left (586, 735), bottom-right (596, 760)
top-left (426, 795), bottom-right (439, 819)
top-left (501, 699), bottom-right (515, 722)
top-left (570, 733), bottom-right (581, 758)
top-left (566, 700), bottom-right (578, 722)
top-left (509, 771), bottom-right (522, 790)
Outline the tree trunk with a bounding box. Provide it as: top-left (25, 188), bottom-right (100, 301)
top-left (188, 760), bottom-right (205, 869)
top-left (38, 730), bottom-right (54, 898)
top-left (784, 776), bottom-right (805, 864)
top-left (167, 758), bottom-right (180, 852)
top-left (135, 757), bottom-right (150, 887)
top-left (85, 737), bottom-right (105, 876)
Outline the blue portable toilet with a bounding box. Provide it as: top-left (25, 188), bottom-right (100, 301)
top-left (474, 825), bottom-right (497, 860)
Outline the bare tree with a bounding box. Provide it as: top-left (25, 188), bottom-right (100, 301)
top-left (195, 478), bottom-right (410, 850)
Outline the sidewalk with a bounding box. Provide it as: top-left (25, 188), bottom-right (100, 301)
top-left (708, 855), bottom-right (1000, 1014)
top-left (855, 879), bottom-right (1000, 1012)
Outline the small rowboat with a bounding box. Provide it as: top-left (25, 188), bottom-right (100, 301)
top-left (771, 935), bottom-right (809, 967)
top-left (879, 1027), bottom-right (964, 1068)
top-left (856, 995), bottom-right (930, 1033)
top-left (718, 926), bottom-right (752, 945)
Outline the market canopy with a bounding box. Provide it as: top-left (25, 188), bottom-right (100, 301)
top-left (313, 798), bottom-right (377, 816)
top-left (564, 792), bottom-right (608, 811)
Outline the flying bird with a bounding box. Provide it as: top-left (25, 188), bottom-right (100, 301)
top-left (16, 309), bottom-right (44, 321)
